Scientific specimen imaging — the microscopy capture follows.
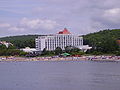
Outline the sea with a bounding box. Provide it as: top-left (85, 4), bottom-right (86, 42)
top-left (0, 60), bottom-right (120, 90)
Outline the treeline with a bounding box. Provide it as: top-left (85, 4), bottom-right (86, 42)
top-left (0, 45), bottom-right (27, 56)
top-left (1, 29), bottom-right (120, 55)
top-left (0, 35), bottom-right (44, 48)
top-left (83, 29), bottom-right (120, 55)
top-left (41, 46), bottom-right (85, 56)
top-left (0, 45), bottom-right (84, 56)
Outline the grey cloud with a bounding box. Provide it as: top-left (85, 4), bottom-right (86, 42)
top-left (0, 0), bottom-right (120, 37)
top-left (0, 18), bottom-right (61, 37)
top-left (87, 0), bottom-right (120, 31)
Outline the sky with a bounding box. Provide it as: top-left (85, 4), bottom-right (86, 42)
top-left (0, 0), bottom-right (120, 37)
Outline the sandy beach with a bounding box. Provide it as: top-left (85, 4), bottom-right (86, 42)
top-left (0, 55), bottom-right (120, 62)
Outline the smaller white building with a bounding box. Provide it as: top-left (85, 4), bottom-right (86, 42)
top-left (21, 47), bottom-right (38, 53)
top-left (78, 45), bottom-right (92, 52)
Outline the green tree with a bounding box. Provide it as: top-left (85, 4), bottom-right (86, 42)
top-left (8, 45), bottom-right (16, 49)
top-left (41, 48), bottom-right (47, 55)
top-left (54, 47), bottom-right (62, 55)
top-left (65, 46), bottom-right (73, 53)
top-left (65, 46), bottom-right (81, 54)
top-left (84, 29), bottom-right (120, 54)
top-left (0, 45), bottom-right (7, 49)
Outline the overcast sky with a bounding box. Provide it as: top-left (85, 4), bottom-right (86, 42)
top-left (0, 0), bottom-right (120, 37)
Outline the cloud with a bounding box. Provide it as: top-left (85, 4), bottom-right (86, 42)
top-left (90, 0), bottom-right (120, 30)
top-left (0, 23), bottom-right (11, 28)
top-left (0, 17), bottom-right (60, 37)
top-left (0, 0), bottom-right (120, 37)
top-left (32, 7), bottom-right (43, 13)
top-left (20, 17), bottom-right (60, 30)
top-left (91, 7), bottom-right (120, 30)
top-left (102, 8), bottom-right (120, 23)
top-left (8, 26), bottom-right (25, 32)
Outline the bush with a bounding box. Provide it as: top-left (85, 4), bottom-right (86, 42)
top-left (0, 49), bottom-right (28, 56)
top-left (115, 51), bottom-right (120, 56)
top-left (92, 51), bottom-right (103, 55)
top-left (54, 47), bottom-right (62, 55)
top-left (71, 51), bottom-right (85, 56)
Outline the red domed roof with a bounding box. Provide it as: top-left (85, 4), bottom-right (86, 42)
top-left (58, 28), bottom-right (71, 34)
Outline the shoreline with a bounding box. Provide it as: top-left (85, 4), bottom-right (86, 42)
top-left (0, 56), bottom-right (120, 62)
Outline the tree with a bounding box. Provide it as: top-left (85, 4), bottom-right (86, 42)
top-left (41, 48), bottom-right (47, 55)
top-left (83, 29), bottom-right (120, 54)
top-left (65, 46), bottom-right (81, 53)
top-left (8, 45), bottom-right (16, 49)
top-left (19, 51), bottom-right (28, 56)
top-left (54, 47), bottom-right (62, 55)
top-left (0, 45), bottom-right (7, 49)
top-left (65, 46), bottom-right (73, 53)
top-left (41, 48), bottom-right (55, 56)
top-left (0, 49), bottom-right (7, 56)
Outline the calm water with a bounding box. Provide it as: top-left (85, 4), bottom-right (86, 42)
top-left (0, 61), bottom-right (120, 90)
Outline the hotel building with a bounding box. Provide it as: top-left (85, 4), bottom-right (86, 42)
top-left (36, 28), bottom-right (91, 51)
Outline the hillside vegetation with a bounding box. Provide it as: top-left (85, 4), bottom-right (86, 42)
top-left (83, 29), bottom-right (120, 54)
top-left (0, 29), bottom-right (120, 54)
top-left (0, 35), bottom-right (41, 48)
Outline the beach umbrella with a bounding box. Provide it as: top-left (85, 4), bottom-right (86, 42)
top-left (61, 53), bottom-right (70, 56)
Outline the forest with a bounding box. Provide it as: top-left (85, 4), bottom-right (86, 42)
top-left (0, 29), bottom-right (120, 55)
top-left (0, 35), bottom-right (43, 48)
top-left (83, 29), bottom-right (120, 54)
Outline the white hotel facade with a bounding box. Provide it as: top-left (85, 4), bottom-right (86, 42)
top-left (36, 28), bottom-right (91, 51)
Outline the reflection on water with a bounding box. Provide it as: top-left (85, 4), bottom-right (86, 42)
top-left (0, 61), bottom-right (120, 90)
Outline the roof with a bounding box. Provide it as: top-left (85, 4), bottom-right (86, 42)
top-left (58, 28), bottom-right (71, 34)
top-left (21, 47), bottom-right (38, 52)
top-left (61, 53), bottom-right (70, 56)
